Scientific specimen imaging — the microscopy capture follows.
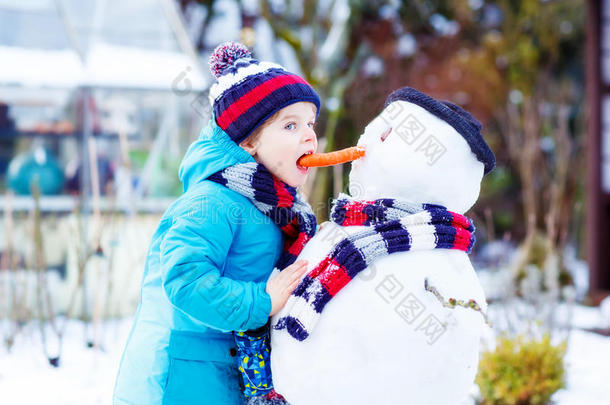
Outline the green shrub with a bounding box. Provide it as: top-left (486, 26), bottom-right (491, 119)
top-left (476, 333), bottom-right (566, 405)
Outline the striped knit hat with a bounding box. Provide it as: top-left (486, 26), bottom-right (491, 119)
top-left (385, 87), bottom-right (496, 174)
top-left (208, 42), bottom-right (321, 145)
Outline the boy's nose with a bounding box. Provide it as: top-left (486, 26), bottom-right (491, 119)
top-left (302, 127), bottom-right (317, 146)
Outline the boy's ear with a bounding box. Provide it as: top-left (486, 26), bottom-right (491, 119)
top-left (239, 138), bottom-right (259, 156)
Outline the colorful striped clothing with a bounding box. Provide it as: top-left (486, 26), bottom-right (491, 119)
top-left (273, 193), bottom-right (476, 341)
top-left (208, 162), bottom-right (317, 271)
top-left (208, 162), bottom-right (316, 400)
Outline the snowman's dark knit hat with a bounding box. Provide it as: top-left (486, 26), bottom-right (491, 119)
top-left (208, 41), bottom-right (321, 145)
top-left (385, 87), bottom-right (496, 174)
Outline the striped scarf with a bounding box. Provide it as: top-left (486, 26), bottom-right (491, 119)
top-left (272, 193), bottom-right (476, 341)
top-left (208, 162), bottom-right (316, 401)
top-left (208, 162), bottom-right (317, 270)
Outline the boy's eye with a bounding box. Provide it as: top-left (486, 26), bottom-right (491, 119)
top-left (308, 122), bottom-right (315, 129)
top-left (285, 122), bottom-right (296, 130)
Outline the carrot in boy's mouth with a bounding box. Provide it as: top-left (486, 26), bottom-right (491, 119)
top-left (297, 146), bottom-right (366, 167)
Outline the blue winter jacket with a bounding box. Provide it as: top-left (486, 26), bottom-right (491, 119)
top-left (113, 120), bottom-right (283, 404)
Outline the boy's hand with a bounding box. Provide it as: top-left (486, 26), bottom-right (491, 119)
top-left (266, 260), bottom-right (309, 316)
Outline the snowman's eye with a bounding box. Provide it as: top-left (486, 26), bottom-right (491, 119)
top-left (380, 127), bottom-right (392, 142)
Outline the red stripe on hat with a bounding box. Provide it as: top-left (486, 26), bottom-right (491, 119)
top-left (274, 178), bottom-right (294, 208)
top-left (217, 74), bottom-right (309, 130)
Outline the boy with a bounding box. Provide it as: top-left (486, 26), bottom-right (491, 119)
top-left (113, 42), bottom-right (320, 404)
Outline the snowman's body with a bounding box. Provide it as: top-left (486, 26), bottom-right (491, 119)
top-left (270, 92), bottom-right (493, 405)
top-left (271, 223), bottom-right (485, 404)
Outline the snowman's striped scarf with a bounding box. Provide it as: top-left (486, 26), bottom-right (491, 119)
top-left (208, 162), bottom-right (317, 270)
top-left (273, 193), bottom-right (476, 341)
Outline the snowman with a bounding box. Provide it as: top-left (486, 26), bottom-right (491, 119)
top-left (269, 87), bottom-right (496, 405)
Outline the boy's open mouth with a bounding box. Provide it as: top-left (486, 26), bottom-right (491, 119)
top-left (297, 151), bottom-right (313, 170)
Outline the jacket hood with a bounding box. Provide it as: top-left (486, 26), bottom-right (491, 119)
top-left (178, 119), bottom-right (255, 192)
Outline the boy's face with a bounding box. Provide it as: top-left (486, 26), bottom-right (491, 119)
top-left (241, 102), bottom-right (318, 187)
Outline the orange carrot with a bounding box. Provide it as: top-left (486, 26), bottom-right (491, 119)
top-left (298, 146), bottom-right (366, 167)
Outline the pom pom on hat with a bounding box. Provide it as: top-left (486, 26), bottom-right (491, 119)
top-left (209, 41), bottom-right (253, 78)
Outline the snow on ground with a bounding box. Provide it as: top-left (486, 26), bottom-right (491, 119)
top-left (0, 318), bottom-right (133, 405)
top-left (552, 304), bottom-right (610, 405)
top-left (1, 306), bottom-right (609, 405)
top-left (553, 329), bottom-right (610, 405)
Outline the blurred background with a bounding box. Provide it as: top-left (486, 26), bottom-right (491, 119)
top-left (0, 0), bottom-right (609, 404)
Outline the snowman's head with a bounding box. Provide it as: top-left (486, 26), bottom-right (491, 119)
top-left (348, 87), bottom-right (495, 214)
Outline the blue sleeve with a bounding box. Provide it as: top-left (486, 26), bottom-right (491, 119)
top-left (160, 201), bottom-right (271, 332)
